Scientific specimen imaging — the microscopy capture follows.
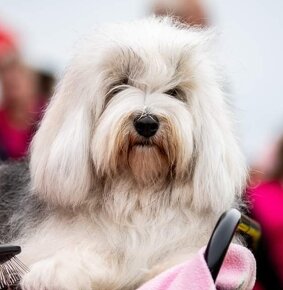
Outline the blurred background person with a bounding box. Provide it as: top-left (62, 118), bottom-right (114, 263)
top-left (248, 135), bottom-right (283, 289)
top-left (0, 26), bottom-right (53, 161)
top-left (153, 0), bottom-right (208, 26)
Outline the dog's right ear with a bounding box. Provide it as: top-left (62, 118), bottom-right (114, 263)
top-left (30, 66), bottom-right (103, 207)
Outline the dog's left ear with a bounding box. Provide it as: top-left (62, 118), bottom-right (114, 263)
top-left (30, 67), bottom-right (101, 207)
top-left (190, 90), bottom-right (247, 213)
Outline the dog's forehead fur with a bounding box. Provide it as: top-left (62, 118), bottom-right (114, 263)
top-left (73, 17), bottom-right (211, 93)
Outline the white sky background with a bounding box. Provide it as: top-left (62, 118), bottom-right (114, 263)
top-left (0, 0), bottom-right (282, 162)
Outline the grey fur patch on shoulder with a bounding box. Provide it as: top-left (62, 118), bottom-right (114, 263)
top-left (0, 159), bottom-right (47, 243)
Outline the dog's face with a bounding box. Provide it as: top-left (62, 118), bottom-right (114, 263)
top-left (92, 41), bottom-right (196, 185)
top-left (30, 18), bottom-right (246, 211)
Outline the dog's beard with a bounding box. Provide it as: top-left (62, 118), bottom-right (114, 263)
top-left (111, 118), bottom-right (181, 186)
top-left (128, 137), bottom-right (170, 185)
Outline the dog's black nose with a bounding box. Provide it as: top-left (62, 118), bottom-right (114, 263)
top-left (134, 115), bottom-right (159, 138)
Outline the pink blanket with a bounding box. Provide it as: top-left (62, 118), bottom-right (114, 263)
top-left (138, 244), bottom-right (256, 290)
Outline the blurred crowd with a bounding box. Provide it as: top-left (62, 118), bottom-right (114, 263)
top-left (0, 0), bottom-right (283, 289)
top-left (0, 25), bottom-right (55, 161)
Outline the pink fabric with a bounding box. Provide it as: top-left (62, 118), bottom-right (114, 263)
top-left (249, 181), bottom-right (283, 285)
top-left (138, 244), bottom-right (256, 290)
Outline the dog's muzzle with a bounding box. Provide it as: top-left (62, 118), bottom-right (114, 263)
top-left (134, 114), bottom-right (159, 138)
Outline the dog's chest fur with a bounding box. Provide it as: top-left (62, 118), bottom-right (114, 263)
top-left (19, 207), bottom-right (214, 289)
top-left (0, 161), bottom-right (215, 289)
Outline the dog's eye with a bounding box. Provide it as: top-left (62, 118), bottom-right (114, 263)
top-left (105, 88), bottom-right (122, 106)
top-left (165, 88), bottom-right (186, 102)
top-left (105, 78), bottom-right (129, 105)
top-left (110, 86), bottom-right (125, 95)
top-left (111, 77), bottom-right (129, 94)
top-left (165, 89), bottom-right (179, 97)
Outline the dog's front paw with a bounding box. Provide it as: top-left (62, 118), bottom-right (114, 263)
top-left (20, 257), bottom-right (93, 290)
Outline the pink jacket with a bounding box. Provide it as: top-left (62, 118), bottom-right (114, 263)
top-left (250, 181), bottom-right (283, 285)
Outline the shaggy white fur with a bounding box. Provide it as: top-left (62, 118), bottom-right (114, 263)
top-left (18, 17), bottom-right (246, 290)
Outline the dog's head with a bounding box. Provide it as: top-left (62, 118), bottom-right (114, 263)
top-left (30, 18), bottom-right (246, 210)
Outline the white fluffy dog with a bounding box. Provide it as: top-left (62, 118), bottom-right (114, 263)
top-left (0, 17), bottom-right (246, 290)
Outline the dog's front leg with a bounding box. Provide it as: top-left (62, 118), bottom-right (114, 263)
top-left (20, 249), bottom-right (109, 290)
